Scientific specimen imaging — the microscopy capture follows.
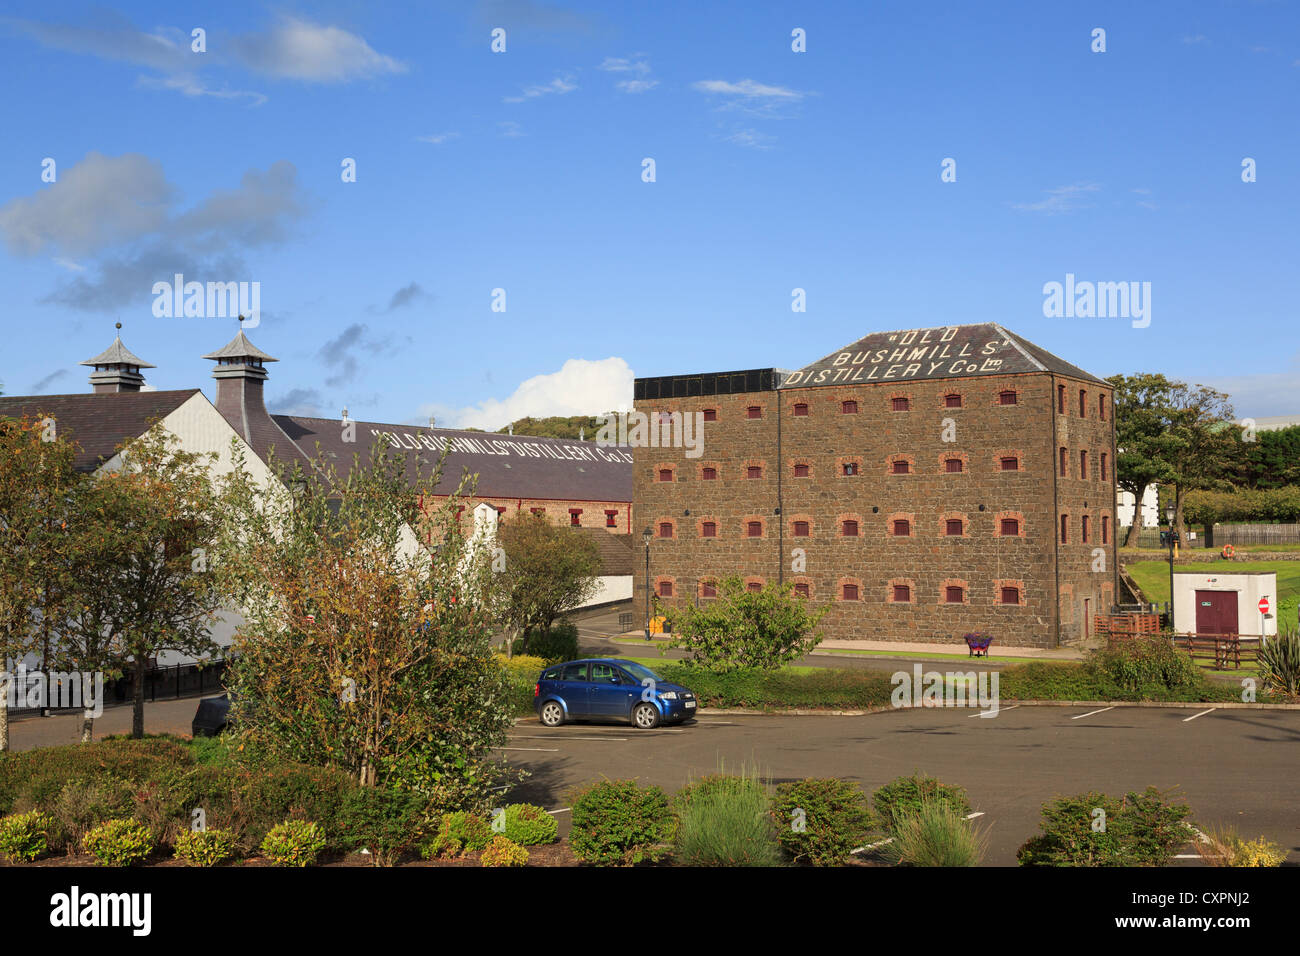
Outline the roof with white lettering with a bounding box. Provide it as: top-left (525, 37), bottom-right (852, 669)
top-left (779, 324), bottom-right (1107, 388)
top-left (272, 415), bottom-right (632, 502)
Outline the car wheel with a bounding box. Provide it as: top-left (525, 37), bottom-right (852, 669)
top-left (539, 701), bottom-right (564, 727)
top-left (632, 702), bottom-right (660, 729)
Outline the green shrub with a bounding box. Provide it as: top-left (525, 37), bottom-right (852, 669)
top-left (1259, 630), bottom-right (1300, 697)
top-left (654, 663), bottom-right (895, 711)
top-left (336, 786), bottom-right (432, 864)
top-left (495, 654), bottom-right (550, 680)
top-left (770, 778), bottom-right (874, 866)
top-left (228, 763), bottom-right (358, 852)
top-left (480, 835), bottom-right (529, 867)
top-left (48, 779), bottom-right (134, 853)
top-left (0, 736), bottom-right (192, 817)
top-left (421, 811), bottom-right (493, 859)
top-left (885, 800), bottom-right (986, 867)
top-left (569, 780), bottom-right (674, 865)
top-left (1087, 636), bottom-right (1202, 694)
top-left (1017, 788), bottom-right (1192, 866)
top-left (172, 828), bottom-right (238, 866)
top-left (673, 772), bottom-right (781, 866)
top-left (83, 819), bottom-right (154, 866)
top-left (0, 810), bottom-right (55, 862)
top-left (497, 804), bottom-right (558, 846)
top-left (513, 622), bottom-right (580, 663)
top-left (873, 773), bottom-right (972, 834)
top-left (260, 820), bottom-right (327, 866)
top-left (1200, 825), bottom-right (1288, 867)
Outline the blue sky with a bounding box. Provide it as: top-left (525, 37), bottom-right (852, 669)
top-left (2, 0), bottom-right (1297, 426)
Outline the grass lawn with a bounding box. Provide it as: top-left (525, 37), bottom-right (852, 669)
top-left (1126, 559), bottom-right (1299, 632)
top-left (813, 647), bottom-right (1046, 665)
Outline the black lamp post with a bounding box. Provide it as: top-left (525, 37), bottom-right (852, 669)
top-left (1165, 505), bottom-right (1176, 632)
top-left (642, 526), bottom-right (653, 641)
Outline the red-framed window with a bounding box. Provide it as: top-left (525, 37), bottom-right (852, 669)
top-left (1000, 456), bottom-right (1020, 471)
top-left (702, 466), bottom-right (718, 480)
top-left (892, 519), bottom-right (911, 537)
top-left (842, 462), bottom-right (857, 476)
top-left (701, 581), bottom-right (717, 598)
top-left (746, 465), bottom-right (763, 480)
top-left (945, 457), bottom-right (963, 473)
top-left (841, 583), bottom-right (859, 601)
top-left (891, 396), bottom-right (910, 412)
top-left (747, 521), bottom-right (762, 538)
top-left (841, 519), bottom-right (860, 537)
top-left (999, 390), bottom-right (1017, 406)
top-left (944, 393), bottom-right (962, 408)
top-left (658, 468), bottom-right (673, 482)
top-left (1000, 586), bottom-right (1021, 605)
top-left (746, 406), bottom-right (762, 419)
top-left (570, 509), bottom-right (582, 526)
top-left (793, 463), bottom-right (810, 478)
top-left (701, 521), bottom-right (717, 538)
top-left (703, 408), bottom-right (717, 422)
top-left (793, 521), bottom-right (810, 537)
top-left (792, 403), bottom-right (809, 417)
top-left (658, 581), bottom-right (673, 598)
top-left (945, 519), bottom-right (963, 536)
top-left (892, 584), bottom-right (911, 603)
top-left (658, 521), bottom-right (673, 538)
top-left (945, 585), bottom-right (965, 604)
top-left (892, 459), bottom-right (910, 475)
top-left (605, 510), bottom-right (618, 527)
top-left (1001, 517), bottom-right (1020, 536)
top-left (841, 400), bottom-right (858, 414)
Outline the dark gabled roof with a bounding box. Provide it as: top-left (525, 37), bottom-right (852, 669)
top-left (79, 336), bottom-right (155, 369)
top-left (0, 390), bottom-right (201, 471)
top-left (780, 323), bottom-right (1107, 388)
top-left (576, 528), bottom-right (634, 576)
top-left (272, 415), bottom-right (632, 502)
top-left (201, 330), bottom-right (278, 362)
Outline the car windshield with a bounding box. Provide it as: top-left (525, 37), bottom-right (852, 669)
top-left (619, 662), bottom-right (661, 684)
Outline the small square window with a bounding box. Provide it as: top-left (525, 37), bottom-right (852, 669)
top-left (793, 463), bottom-right (810, 478)
top-left (1000, 456), bottom-right (1019, 472)
top-left (1000, 587), bottom-right (1020, 605)
top-left (658, 468), bottom-right (673, 482)
top-left (841, 400), bottom-right (858, 414)
top-left (842, 584), bottom-right (859, 601)
top-left (944, 393), bottom-right (962, 408)
top-left (747, 581), bottom-right (762, 593)
top-left (702, 521), bottom-right (717, 538)
top-left (945, 519), bottom-right (963, 536)
top-left (893, 584), bottom-right (911, 603)
top-left (605, 510), bottom-right (618, 527)
top-left (841, 520), bottom-right (859, 537)
top-left (703, 408), bottom-right (717, 422)
top-left (702, 466), bottom-right (718, 480)
top-left (945, 586), bottom-right (964, 604)
top-left (892, 460), bottom-right (910, 475)
top-left (701, 581), bottom-right (717, 598)
top-left (891, 397), bottom-right (910, 412)
top-left (999, 390), bottom-right (1017, 406)
top-left (658, 522), bottom-right (673, 538)
top-left (747, 521), bottom-right (762, 538)
top-left (747, 406), bottom-right (762, 419)
top-left (793, 520), bottom-right (809, 537)
top-left (570, 510), bottom-right (582, 527)
top-left (530, 507), bottom-right (545, 516)
top-left (1000, 518), bottom-right (1020, 536)
top-left (794, 583), bottom-right (810, 598)
top-left (893, 519), bottom-right (911, 537)
top-left (842, 462), bottom-right (857, 476)
top-left (792, 403), bottom-right (809, 417)
top-left (945, 458), bottom-right (963, 473)
top-left (658, 581), bottom-right (673, 598)
top-left (747, 465), bottom-right (763, 480)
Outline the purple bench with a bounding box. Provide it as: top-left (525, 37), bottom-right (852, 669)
top-left (963, 633), bottom-right (993, 658)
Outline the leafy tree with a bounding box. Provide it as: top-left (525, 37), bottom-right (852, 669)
top-left (495, 511), bottom-right (601, 655)
top-left (660, 577), bottom-right (830, 672)
top-left (214, 438), bottom-right (513, 805)
top-left (58, 425), bottom-right (225, 739)
top-left (1106, 374), bottom-right (1180, 547)
top-left (495, 415), bottom-right (609, 440)
top-left (1164, 384), bottom-right (1236, 539)
top-left (1236, 425), bottom-right (1300, 490)
top-left (0, 414), bottom-right (81, 750)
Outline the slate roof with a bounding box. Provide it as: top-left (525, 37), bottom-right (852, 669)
top-left (201, 330), bottom-right (278, 362)
top-left (0, 390), bottom-right (200, 471)
top-left (79, 336), bottom-right (156, 369)
top-left (781, 323), bottom-right (1107, 388)
top-left (576, 528), bottom-right (634, 576)
top-left (273, 415), bottom-right (633, 502)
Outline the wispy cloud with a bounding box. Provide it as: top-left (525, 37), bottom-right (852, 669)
top-left (693, 78), bottom-right (803, 99)
top-left (317, 323), bottom-right (401, 388)
top-left (599, 55), bottom-right (657, 92)
top-left (1181, 34), bottom-right (1208, 45)
top-left (416, 132), bottom-right (460, 145)
top-left (1011, 183), bottom-right (1102, 215)
top-left (382, 281), bottom-right (430, 313)
top-left (498, 120), bottom-right (525, 137)
top-left (504, 74), bottom-right (577, 103)
top-left (725, 129), bottom-right (774, 150)
top-left (30, 369), bottom-right (69, 392)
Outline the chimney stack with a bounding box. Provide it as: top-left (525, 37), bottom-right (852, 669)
top-left (202, 317), bottom-right (279, 443)
top-left (80, 322), bottom-right (154, 393)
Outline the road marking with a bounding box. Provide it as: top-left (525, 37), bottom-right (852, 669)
top-left (1071, 706), bottom-right (1116, 720)
top-left (1183, 708), bottom-right (1217, 722)
top-left (852, 812), bottom-right (984, 854)
top-left (547, 808), bottom-right (570, 815)
top-left (511, 735), bottom-right (628, 742)
top-left (494, 746), bottom-right (559, 752)
top-left (968, 704), bottom-right (1019, 718)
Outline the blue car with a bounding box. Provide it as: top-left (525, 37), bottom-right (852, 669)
top-left (534, 659), bottom-right (697, 729)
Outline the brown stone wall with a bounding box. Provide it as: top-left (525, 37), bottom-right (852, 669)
top-left (634, 370), bottom-right (1116, 647)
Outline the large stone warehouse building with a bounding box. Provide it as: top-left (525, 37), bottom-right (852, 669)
top-left (632, 324), bottom-right (1117, 648)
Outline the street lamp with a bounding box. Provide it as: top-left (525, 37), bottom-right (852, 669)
top-left (1165, 505), bottom-right (1176, 633)
top-left (642, 526), bottom-right (653, 641)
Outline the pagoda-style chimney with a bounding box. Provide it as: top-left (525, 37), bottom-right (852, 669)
top-left (202, 317), bottom-right (279, 443)
top-left (80, 323), bottom-right (155, 393)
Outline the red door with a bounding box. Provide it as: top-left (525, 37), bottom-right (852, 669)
top-left (1195, 591), bottom-right (1238, 635)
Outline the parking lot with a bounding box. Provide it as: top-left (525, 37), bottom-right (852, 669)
top-left (498, 704), bottom-right (1300, 865)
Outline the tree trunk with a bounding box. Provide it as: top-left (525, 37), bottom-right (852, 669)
top-left (80, 711), bottom-right (94, 743)
top-left (0, 691), bottom-right (8, 753)
top-left (1122, 484), bottom-right (1146, 548)
top-left (131, 655), bottom-right (146, 739)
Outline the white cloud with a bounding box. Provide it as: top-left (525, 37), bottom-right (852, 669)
top-left (416, 132), bottom-right (460, 145)
top-left (421, 357), bottom-right (634, 430)
top-left (498, 120), bottom-right (525, 137)
top-left (693, 78), bottom-right (802, 99)
top-left (599, 56), bottom-right (656, 93)
top-left (1011, 182), bottom-right (1102, 215)
top-left (1196, 362), bottom-right (1300, 419)
top-left (726, 128), bottom-right (774, 150)
top-left (504, 74), bottom-right (577, 102)
top-left (229, 16), bottom-right (407, 83)
top-left (1181, 34), bottom-right (1208, 45)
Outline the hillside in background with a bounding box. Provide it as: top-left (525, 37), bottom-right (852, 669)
top-left (495, 415), bottom-right (607, 440)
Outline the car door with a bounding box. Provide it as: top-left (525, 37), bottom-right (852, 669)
top-left (588, 662), bottom-right (635, 717)
top-left (558, 662), bottom-right (591, 717)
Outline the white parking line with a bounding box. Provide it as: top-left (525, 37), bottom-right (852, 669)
top-left (852, 812), bottom-right (985, 854)
top-left (511, 735), bottom-right (629, 742)
top-left (547, 808), bottom-right (571, 815)
top-left (969, 705), bottom-right (1019, 718)
top-left (1071, 706), bottom-right (1116, 720)
top-left (1183, 708), bottom-right (1217, 722)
